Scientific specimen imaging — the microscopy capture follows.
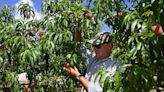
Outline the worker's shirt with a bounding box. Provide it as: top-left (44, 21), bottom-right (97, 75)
top-left (79, 45), bottom-right (122, 92)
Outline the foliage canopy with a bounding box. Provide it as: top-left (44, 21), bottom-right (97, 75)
top-left (0, 0), bottom-right (164, 91)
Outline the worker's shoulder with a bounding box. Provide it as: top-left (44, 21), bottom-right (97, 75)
top-left (107, 56), bottom-right (122, 67)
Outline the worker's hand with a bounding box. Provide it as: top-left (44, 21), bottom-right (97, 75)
top-left (64, 63), bottom-right (81, 77)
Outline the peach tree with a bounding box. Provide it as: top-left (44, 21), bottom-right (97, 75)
top-left (0, 0), bottom-right (164, 92)
top-left (0, 0), bottom-right (99, 91)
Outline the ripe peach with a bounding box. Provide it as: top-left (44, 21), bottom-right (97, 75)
top-left (151, 24), bottom-right (163, 36)
top-left (85, 12), bottom-right (92, 19)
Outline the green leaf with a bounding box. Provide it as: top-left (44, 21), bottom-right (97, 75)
top-left (103, 76), bottom-right (111, 92)
top-left (153, 49), bottom-right (158, 58)
top-left (128, 46), bottom-right (137, 58)
top-left (63, 19), bottom-right (68, 27)
top-left (0, 56), bottom-right (3, 62)
top-left (141, 10), bottom-right (153, 17)
top-left (99, 71), bottom-right (105, 87)
top-left (135, 38), bottom-right (142, 50)
top-left (131, 19), bottom-right (138, 32)
top-left (95, 68), bottom-right (106, 83)
top-left (137, 42), bottom-right (141, 50)
top-left (143, 4), bottom-right (152, 9)
top-left (128, 36), bottom-right (134, 45)
top-left (32, 50), bottom-right (37, 62)
top-left (50, 41), bottom-right (55, 49)
top-left (141, 22), bottom-right (147, 32)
